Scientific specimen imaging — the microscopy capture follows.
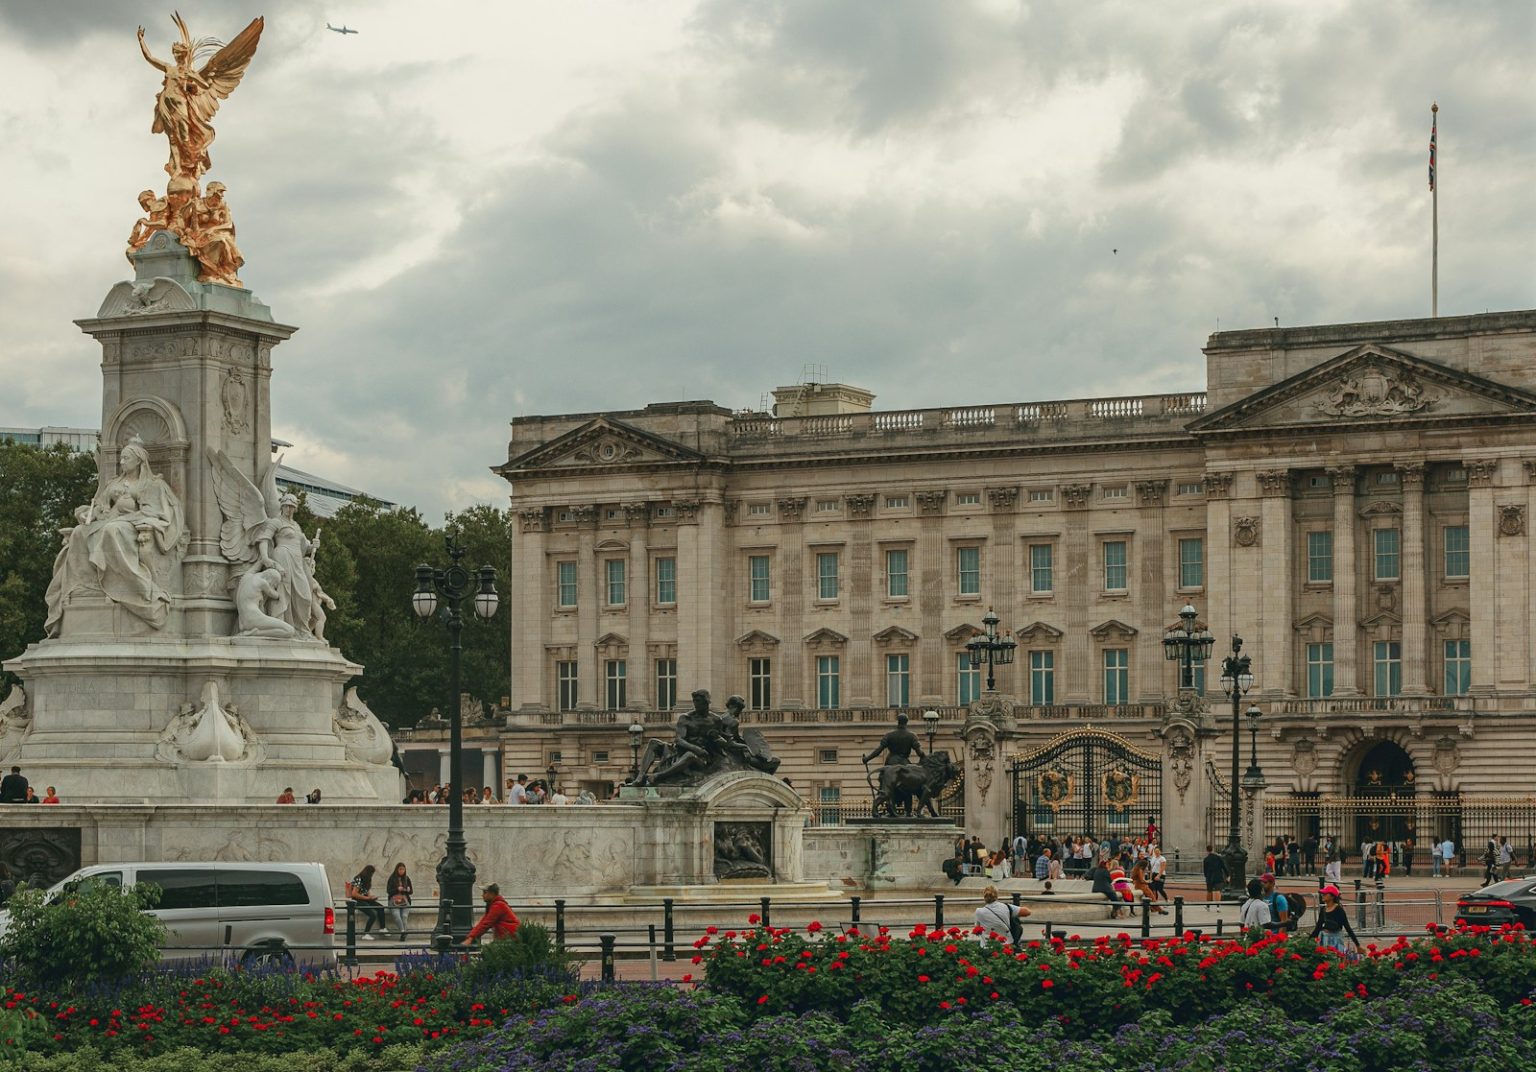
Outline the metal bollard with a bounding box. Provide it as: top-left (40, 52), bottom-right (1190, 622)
top-left (345, 902), bottom-right (357, 966)
top-left (600, 933), bottom-right (616, 982)
top-left (1173, 896), bottom-right (1184, 935)
top-left (1140, 898), bottom-right (1151, 938)
top-left (1011, 892), bottom-right (1022, 908)
top-left (1374, 878), bottom-right (1386, 930)
top-left (663, 897), bottom-right (675, 961)
top-left (1042, 922), bottom-right (1052, 942)
top-left (555, 898), bottom-right (566, 952)
top-left (1215, 918), bottom-right (1223, 936)
top-left (648, 924), bottom-right (659, 982)
top-left (850, 895), bottom-right (861, 928)
top-left (934, 894), bottom-right (945, 930)
top-left (1354, 879), bottom-right (1366, 931)
top-left (760, 896), bottom-right (771, 929)
top-left (434, 898), bottom-right (453, 953)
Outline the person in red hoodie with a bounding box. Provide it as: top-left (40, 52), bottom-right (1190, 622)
top-left (462, 883), bottom-right (519, 945)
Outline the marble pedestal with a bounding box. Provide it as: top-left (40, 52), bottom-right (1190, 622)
top-left (5, 636), bottom-right (399, 804)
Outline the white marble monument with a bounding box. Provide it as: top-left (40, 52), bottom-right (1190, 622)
top-left (1, 233), bottom-right (399, 803)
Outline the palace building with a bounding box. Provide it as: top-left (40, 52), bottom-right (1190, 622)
top-left (468, 309), bottom-right (1536, 861)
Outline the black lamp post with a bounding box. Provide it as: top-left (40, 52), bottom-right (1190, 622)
top-left (627, 721), bottom-right (645, 785)
top-left (922, 709), bottom-right (940, 753)
top-left (1161, 603), bottom-right (1215, 690)
top-left (545, 763), bottom-right (558, 798)
top-left (1218, 636), bottom-right (1255, 897)
top-left (412, 535), bottom-right (499, 947)
top-left (966, 608), bottom-right (1017, 691)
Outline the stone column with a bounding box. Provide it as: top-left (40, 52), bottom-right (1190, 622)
top-left (917, 491), bottom-right (949, 703)
top-left (574, 506), bottom-right (599, 708)
top-left (962, 718), bottom-right (1004, 849)
top-left (514, 509), bottom-right (549, 709)
top-left (1396, 463), bottom-right (1430, 695)
top-left (437, 748), bottom-right (450, 785)
top-left (625, 504), bottom-right (651, 708)
top-left (1257, 469), bottom-right (1294, 698)
top-left (846, 494), bottom-right (876, 708)
top-left (480, 747), bottom-right (499, 792)
top-left (986, 487), bottom-right (1018, 698)
top-left (1467, 461), bottom-right (1498, 694)
top-left (1495, 474), bottom-right (1529, 692)
top-left (1135, 480), bottom-right (1168, 701)
top-left (674, 500), bottom-right (714, 693)
top-left (1328, 467), bottom-right (1360, 696)
top-left (777, 497), bottom-right (808, 706)
top-left (1060, 483), bottom-right (1092, 703)
top-left (1202, 471), bottom-right (1233, 676)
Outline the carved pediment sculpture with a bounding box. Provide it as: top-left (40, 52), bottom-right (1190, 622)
top-left (1315, 361), bottom-right (1438, 418)
top-left (157, 681), bottom-right (263, 765)
top-left (334, 687), bottom-right (393, 766)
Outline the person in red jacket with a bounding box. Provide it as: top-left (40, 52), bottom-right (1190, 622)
top-left (461, 883), bottom-right (519, 945)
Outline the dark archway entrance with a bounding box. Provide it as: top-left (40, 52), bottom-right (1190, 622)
top-left (1347, 740), bottom-right (1417, 847)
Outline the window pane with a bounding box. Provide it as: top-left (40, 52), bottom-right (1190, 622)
top-left (1444, 526), bottom-right (1469, 578)
top-left (886, 549), bottom-right (909, 597)
top-left (605, 659), bottom-right (627, 709)
top-left (749, 658), bottom-right (772, 709)
top-left (218, 870), bottom-right (310, 908)
top-left (1103, 649), bottom-right (1128, 704)
top-left (605, 559), bottom-right (626, 605)
top-left (1178, 538), bottom-right (1204, 588)
top-left (817, 655), bottom-right (841, 708)
top-left (885, 654), bottom-right (910, 707)
top-left (817, 553), bottom-right (839, 600)
top-left (1030, 650), bottom-right (1055, 705)
top-left (957, 547), bottom-right (980, 596)
top-left (957, 653), bottom-right (981, 705)
top-left (655, 558), bottom-right (676, 604)
top-left (1307, 532), bottom-right (1333, 583)
top-left (1103, 542), bottom-right (1127, 591)
top-left (1306, 642), bottom-right (1334, 699)
top-left (557, 561), bottom-right (577, 607)
top-left (1444, 639), bottom-right (1471, 695)
top-left (749, 556), bottom-right (771, 601)
top-left (1030, 544), bottom-right (1053, 592)
top-left (655, 659), bottom-right (676, 710)
top-left (557, 661), bottom-right (578, 711)
top-left (1373, 641), bottom-right (1401, 697)
top-left (1374, 529), bottom-right (1400, 581)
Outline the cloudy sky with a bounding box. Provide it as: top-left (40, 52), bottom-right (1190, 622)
top-left (2, 1), bottom-right (1531, 519)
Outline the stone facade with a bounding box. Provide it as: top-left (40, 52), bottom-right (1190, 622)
top-left (480, 310), bottom-right (1536, 863)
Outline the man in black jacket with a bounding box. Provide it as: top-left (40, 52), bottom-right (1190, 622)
top-left (0, 767), bottom-right (27, 804)
top-left (1202, 845), bottom-right (1228, 902)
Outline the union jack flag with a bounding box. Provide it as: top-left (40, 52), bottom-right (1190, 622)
top-left (1429, 117), bottom-right (1437, 191)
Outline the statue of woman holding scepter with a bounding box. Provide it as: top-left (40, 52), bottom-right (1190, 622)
top-left (137, 13), bottom-right (264, 183)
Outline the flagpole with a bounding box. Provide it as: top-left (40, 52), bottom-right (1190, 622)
top-left (1431, 102), bottom-right (1439, 318)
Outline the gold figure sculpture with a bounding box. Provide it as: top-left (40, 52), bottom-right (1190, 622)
top-left (126, 13), bottom-right (263, 287)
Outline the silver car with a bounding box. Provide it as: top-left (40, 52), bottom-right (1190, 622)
top-left (11, 861), bottom-right (337, 968)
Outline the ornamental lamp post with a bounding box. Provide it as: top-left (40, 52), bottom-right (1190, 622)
top-left (412, 535), bottom-right (498, 947)
top-left (922, 709), bottom-right (940, 753)
top-left (1217, 636), bottom-right (1256, 898)
top-left (545, 763), bottom-right (558, 799)
top-left (627, 722), bottom-right (645, 785)
top-left (966, 608), bottom-right (1017, 692)
top-left (1161, 603), bottom-right (1215, 689)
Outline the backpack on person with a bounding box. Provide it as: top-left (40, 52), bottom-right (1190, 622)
top-left (1285, 891), bottom-right (1307, 932)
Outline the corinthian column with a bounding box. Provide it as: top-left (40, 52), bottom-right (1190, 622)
top-left (1329, 467), bottom-right (1360, 697)
top-left (1396, 463), bottom-right (1429, 695)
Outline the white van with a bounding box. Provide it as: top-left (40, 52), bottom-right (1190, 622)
top-left (22, 861), bottom-right (337, 968)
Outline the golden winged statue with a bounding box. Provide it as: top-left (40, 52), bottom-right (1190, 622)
top-left (127, 13), bottom-right (263, 288)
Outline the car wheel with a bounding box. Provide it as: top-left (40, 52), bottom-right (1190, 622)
top-left (240, 944), bottom-right (293, 970)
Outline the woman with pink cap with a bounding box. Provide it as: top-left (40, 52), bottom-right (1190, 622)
top-left (1309, 884), bottom-right (1361, 958)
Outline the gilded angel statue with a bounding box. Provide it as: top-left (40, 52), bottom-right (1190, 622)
top-left (138, 13), bottom-right (264, 183)
top-left (207, 448), bottom-right (321, 641)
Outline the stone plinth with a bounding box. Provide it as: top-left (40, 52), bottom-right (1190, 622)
top-left (803, 822), bottom-right (960, 889)
top-left (618, 771), bottom-right (807, 886)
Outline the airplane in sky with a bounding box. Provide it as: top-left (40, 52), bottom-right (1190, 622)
top-left (326, 23), bottom-right (358, 34)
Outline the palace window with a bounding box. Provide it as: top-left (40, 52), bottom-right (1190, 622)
top-left (604, 659), bottom-right (627, 709)
top-left (748, 503), bottom-right (772, 517)
top-left (556, 561), bottom-right (577, 607)
top-left (819, 750), bottom-right (839, 764)
top-left (749, 658), bottom-right (772, 710)
top-left (654, 659), bottom-right (677, 710)
top-left (957, 653), bottom-right (981, 705)
top-left (1444, 526), bottom-right (1469, 579)
top-left (1030, 544), bottom-right (1053, 593)
top-left (556, 661), bottom-right (578, 712)
top-left (1103, 648), bottom-right (1129, 704)
top-left (955, 492), bottom-right (981, 507)
top-left (654, 557), bottom-right (676, 605)
top-left (1307, 531), bottom-right (1333, 583)
top-left (748, 555), bottom-right (771, 602)
top-left (956, 546), bottom-right (981, 596)
top-left (1177, 537), bottom-right (1204, 589)
top-left (1030, 650), bottom-right (1055, 705)
top-left (886, 653), bottom-right (911, 707)
top-left (1373, 641), bottom-right (1402, 697)
top-left (1028, 489), bottom-right (1054, 503)
top-left (1103, 541), bottom-right (1128, 592)
top-left (1373, 529), bottom-right (1400, 582)
top-left (816, 655), bottom-right (841, 708)
top-left (1444, 639), bottom-right (1471, 695)
top-left (604, 559), bottom-right (626, 606)
top-left (1306, 642), bottom-right (1334, 698)
top-left (885, 549), bottom-right (910, 598)
top-left (816, 552), bottom-right (839, 600)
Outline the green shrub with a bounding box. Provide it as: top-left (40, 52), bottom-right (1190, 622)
top-left (0, 881), bottom-right (164, 990)
top-left (463, 921), bottom-right (580, 985)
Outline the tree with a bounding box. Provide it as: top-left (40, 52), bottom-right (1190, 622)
top-left (0, 442), bottom-right (100, 689)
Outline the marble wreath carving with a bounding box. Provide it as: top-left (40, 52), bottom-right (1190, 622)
top-left (208, 448), bottom-right (335, 640)
top-left (44, 436), bottom-right (187, 636)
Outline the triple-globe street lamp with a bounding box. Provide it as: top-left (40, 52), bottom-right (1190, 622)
top-left (412, 535), bottom-right (499, 946)
top-left (965, 608), bottom-right (1017, 692)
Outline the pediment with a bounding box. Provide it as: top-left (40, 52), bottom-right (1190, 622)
top-left (502, 417), bottom-right (707, 472)
top-left (943, 622), bottom-right (982, 642)
top-left (1089, 619), bottom-right (1138, 640)
top-left (1358, 610), bottom-right (1402, 630)
top-left (1015, 621), bottom-right (1064, 643)
top-left (1293, 612), bottom-right (1334, 631)
top-left (803, 627), bottom-right (849, 647)
top-left (594, 632), bottom-right (628, 651)
top-left (872, 625), bottom-right (919, 646)
top-left (1190, 344), bottom-right (1536, 435)
top-left (735, 629), bottom-right (781, 650)
top-left (1431, 607), bottom-right (1470, 626)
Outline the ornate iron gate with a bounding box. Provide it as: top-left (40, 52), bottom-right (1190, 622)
top-left (1010, 730), bottom-right (1163, 840)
